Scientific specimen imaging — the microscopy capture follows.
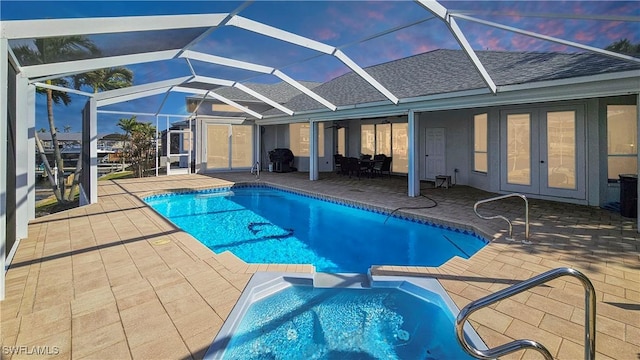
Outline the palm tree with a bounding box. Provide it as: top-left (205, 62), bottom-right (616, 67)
top-left (66, 67), bottom-right (133, 200)
top-left (118, 116), bottom-right (138, 168)
top-left (605, 38), bottom-right (640, 56)
top-left (73, 67), bottom-right (134, 93)
top-left (63, 125), bottom-right (72, 133)
top-left (13, 36), bottom-right (99, 203)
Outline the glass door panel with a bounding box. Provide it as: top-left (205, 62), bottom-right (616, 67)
top-left (231, 125), bottom-right (253, 168)
top-left (360, 124), bottom-right (375, 155)
top-left (376, 123), bottom-right (391, 156)
top-left (392, 123), bottom-right (408, 173)
top-left (507, 114), bottom-right (531, 186)
top-left (206, 124), bottom-right (229, 170)
top-left (546, 111), bottom-right (576, 189)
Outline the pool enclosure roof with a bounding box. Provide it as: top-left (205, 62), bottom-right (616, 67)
top-left (2, 0), bottom-right (639, 124)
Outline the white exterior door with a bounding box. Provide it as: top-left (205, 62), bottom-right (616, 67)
top-left (501, 106), bottom-right (585, 199)
top-left (424, 127), bottom-right (445, 179)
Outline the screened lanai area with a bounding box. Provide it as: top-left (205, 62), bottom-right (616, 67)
top-left (1, 0), bottom-right (639, 302)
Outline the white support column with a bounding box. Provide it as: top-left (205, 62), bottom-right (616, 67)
top-left (27, 84), bottom-right (36, 220)
top-left (14, 74), bottom-right (30, 239)
top-left (408, 110), bottom-right (420, 197)
top-left (81, 98), bottom-right (98, 205)
top-left (256, 124), bottom-right (261, 171)
top-left (1, 38), bottom-right (9, 299)
top-left (309, 121), bottom-right (319, 181)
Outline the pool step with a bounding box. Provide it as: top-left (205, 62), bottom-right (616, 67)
top-left (313, 273), bottom-right (370, 288)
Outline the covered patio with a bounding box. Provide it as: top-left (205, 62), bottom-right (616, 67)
top-left (1, 173), bottom-right (638, 359)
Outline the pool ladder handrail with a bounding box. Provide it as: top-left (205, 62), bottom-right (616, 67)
top-left (250, 161), bottom-right (260, 180)
top-left (473, 193), bottom-right (530, 244)
top-left (455, 267), bottom-right (596, 360)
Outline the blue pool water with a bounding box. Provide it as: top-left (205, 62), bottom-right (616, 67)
top-left (218, 285), bottom-right (476, 359)
top-left (145, 186), bottom-right (487, 272)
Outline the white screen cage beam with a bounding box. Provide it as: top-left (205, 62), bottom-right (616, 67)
top-left (227, 15), bottom-right (399, 104)
top-left (181, 50), bottom-right (337, 111)
top-left (94, 76), bottom-right (193, 102)
top-left (171, 86), bottom-right (264, 119)
top-left (32, 82), bottom-right (93, 98)
top-left (1, 13), bottom-right (229, 39)
top-left (21, 50), bottom-right (181, 79)
top-left (450, 13), bottom-right (640, 64)
top-left (415, 0), bottom-right (498, 94)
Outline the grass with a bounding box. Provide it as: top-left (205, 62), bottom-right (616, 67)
top-left (99, 170), bottom-right (134, 181)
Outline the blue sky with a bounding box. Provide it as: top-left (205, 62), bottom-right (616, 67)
top-left (2, 1), bottom-right (638, 134)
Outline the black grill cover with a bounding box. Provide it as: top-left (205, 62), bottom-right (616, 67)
top-left (269, 148), bottom-right (294, 163)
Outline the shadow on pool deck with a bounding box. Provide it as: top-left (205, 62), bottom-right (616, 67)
top-left (1, 173), bottom-right (638, 360)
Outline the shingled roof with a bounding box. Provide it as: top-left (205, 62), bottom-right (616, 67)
top-left (208, 81), bottom-right (321, 103)
top-left (263, 49), bottom-right (640, 115)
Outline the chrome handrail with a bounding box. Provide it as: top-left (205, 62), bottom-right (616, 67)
top-left (456, 267), bottom-right (596, 360)
top-left (474, 193), bottom-right (530, 244)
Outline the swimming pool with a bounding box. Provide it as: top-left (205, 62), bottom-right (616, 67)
top-left (144, 186), bottom-right (487, 272)
top-left (204, 272), bottom-right (486, 359)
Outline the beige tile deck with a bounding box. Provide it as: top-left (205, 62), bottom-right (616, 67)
top-left (1, 172), bottom-right (638, 359)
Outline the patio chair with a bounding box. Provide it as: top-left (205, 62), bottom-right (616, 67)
top-left (334, 154), bottom-right (344, 174)
top-left (346, 157), bottom-right (365, 179)
top-left (372, 156), bottom-right (392, 178)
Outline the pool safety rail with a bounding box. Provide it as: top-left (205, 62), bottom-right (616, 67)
top-left (473, 193), bottom-right (530, 244)
top-left (250, 161), bottom-right (260, 180)
top-left (455, 267), bottom-right (596, 360)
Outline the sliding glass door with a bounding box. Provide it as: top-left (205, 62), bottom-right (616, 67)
top-left (204, 124), bottom-right (254, 171)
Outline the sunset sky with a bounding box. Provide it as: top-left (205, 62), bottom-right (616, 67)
top-left (2, 0), bottom-right (638, 133)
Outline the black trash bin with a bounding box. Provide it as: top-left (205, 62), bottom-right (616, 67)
top-left (619, 174), bottom-right (637, 218)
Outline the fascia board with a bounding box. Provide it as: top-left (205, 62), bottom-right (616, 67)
top-left (21, 49), bottom-right (181, 79)
top-left (94, 76), bottom-right (193, 101)
top-left (2, 14), bottom-right (228, 39)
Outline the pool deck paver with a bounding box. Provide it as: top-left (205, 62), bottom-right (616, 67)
top-left (1, 172), bottom-right (639, 359)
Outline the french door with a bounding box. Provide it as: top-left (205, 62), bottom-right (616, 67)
top-left (500, 106), bottom-right (585, 199)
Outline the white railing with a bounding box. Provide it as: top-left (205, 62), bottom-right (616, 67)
top-left (474, 193), bottom-right (530, 244)
top-left (456, 267), bottom-right (596, 360)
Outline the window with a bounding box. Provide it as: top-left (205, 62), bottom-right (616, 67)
top-left (290, 122), bottom-right (324, 157)
top-left (474, 113), bottom-right (488, 173)
top-left (607, 105), bottom-right (637, 180)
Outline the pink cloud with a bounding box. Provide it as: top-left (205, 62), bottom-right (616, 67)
top-left (574, 31), bottom-right (595, 42)
top-left (536, 20), bottom-right (565, 38)
top-left (366, 10), bottom-right (385, 21)
top-left (314, 28), bottom-right (339, 41)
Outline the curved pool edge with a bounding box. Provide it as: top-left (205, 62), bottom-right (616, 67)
top-left (203, 271), bottom-right (488, 360)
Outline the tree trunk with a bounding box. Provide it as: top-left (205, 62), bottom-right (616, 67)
top-left (35, 133), bottom-right (64, 202)
top-left (66, 150), bottom-right (82, 202)
top-left (46, 86), bottom-right (67, 203)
